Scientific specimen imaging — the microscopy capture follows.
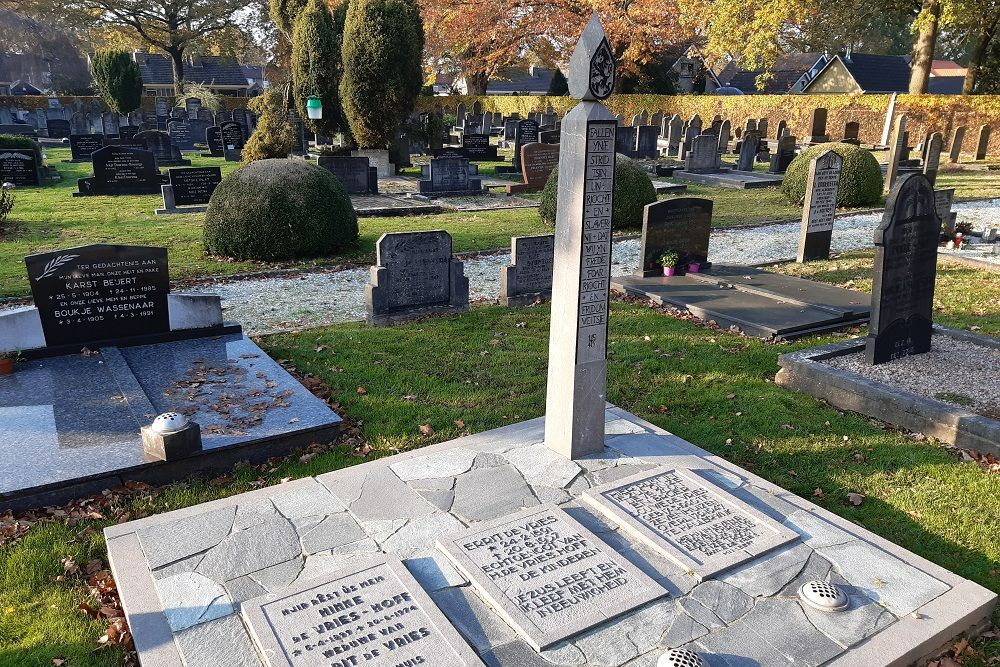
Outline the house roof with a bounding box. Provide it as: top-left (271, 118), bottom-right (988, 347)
top-left (486, 67), bottom-right (556, 94)
top-left (803, 53), bottom-right (911, 93)
top-left (136, 53), bottom-right (250, 87)
top-left (721, 53), bottom-right (824, 94)
top-left (10, 80), bottom-right (43, 95)
top-left (931, 60), bottom-right (966, 76)
top-left (927, 76), bottom-right (965, 95)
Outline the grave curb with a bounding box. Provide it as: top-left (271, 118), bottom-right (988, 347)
top-left (775, 326), bottom-right (1000, 457)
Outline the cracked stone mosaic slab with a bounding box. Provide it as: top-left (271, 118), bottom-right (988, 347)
top-left (436, 504), bottom-right (666, 651)
top-left (241, 556), bottom-right (484, 667)
top-left (583, 467), bottom-right (800, 579)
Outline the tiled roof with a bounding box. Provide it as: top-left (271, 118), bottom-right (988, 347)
top-left (486, 67), bottom-right (557, 94)
top-left (836, 53), bottom-right (911, 93)
top-left (137, 54), bottom-right (249, 87)
top-left (722, 53), bottom-right (824, 94)
top-left (928, 76), bottom-right (965, 95)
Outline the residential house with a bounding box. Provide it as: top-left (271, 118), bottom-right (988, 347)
top-left (134, 52), bottom-right (254, 97)
top-left (455, 66), bottom-right (558, 95)
top-left (670, 46), bottom-right (723, 93)
top-left (719, 53), bottom-right (828, 94)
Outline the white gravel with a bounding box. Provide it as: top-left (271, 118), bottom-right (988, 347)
top-left (824, 336), bottom-right (1000, 416)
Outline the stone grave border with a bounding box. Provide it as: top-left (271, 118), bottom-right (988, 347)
top-left (103, 406), bottom-right (996, 667)
top-left (776, 326), bottom-right (1000, 457)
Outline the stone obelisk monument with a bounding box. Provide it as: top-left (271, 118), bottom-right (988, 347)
top-left (544, 13), bottom-right (617, 459)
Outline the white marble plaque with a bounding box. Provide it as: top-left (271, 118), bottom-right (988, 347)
top-left (576, 120), bottom-right (616, 365)
top-left (583, 467), bottom-right (800, 579)
top-left (437, 505), bottom-right (665, 650)
top-left (242, 556), bottom-right (484, 667)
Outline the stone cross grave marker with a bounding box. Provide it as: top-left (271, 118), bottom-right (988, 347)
top-left (639, 198), bottom-right (713, 276)
top-left (242, 556), bottom-right (486, 667)
top-left (544, 13), bottom-right (618, 460)
top-left (0, 149), bottom-right (39, 186)
top-left (736, 130), bottom-right (760, 171)
top-left (583, 467), bottom-right (800, 579)
top-left (866, 173), bottom-right (940, 365)
top-left (25, 244), bottom-right (169, 347)
top-left (976, 124), bottom-right (991, 160)
top-left (884, 114), bottom-right (907, 192)
top-left (949, 126), bottom-right (966, 163)
top-left (366, 231), bottom-right (469, 326)
top-left (437, 505), bottom-right (664, 651)
top-left (500, 234), bottom-right (555, 306)
top-left (797, 149), bottom-right (843, 262)
top-left (923, 131), bottom-right (943, 185)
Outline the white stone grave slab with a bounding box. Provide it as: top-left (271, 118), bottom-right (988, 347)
top-left (436, 504), bottom-right (665, 651)
top-left (583, 467), bottom-right (800, 579)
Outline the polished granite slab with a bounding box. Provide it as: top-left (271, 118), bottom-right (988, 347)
top-left (0, 334), bottom-right (341, 509)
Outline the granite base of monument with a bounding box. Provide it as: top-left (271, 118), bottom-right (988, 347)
top-left (0, 332), bottom-right (343, 511)
top-left (777, 325), bottom-right (1000, 457)
top-left (672, 169), bottom-right (784, 189)
top-left (612, 265), bottom-right (870, 340)
top-left (104, 406), bottom-right (995, 667)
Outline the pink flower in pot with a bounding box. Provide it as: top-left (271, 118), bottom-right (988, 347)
top-left (659, 251), bottom-right (679, 277)
top-left (688, 261), bottom-right (701, 273)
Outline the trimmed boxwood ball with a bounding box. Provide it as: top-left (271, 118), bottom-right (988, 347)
top-left (782, 142), bottom-right (883, 207)
top-left (539, 153), bottom-right (656, 230)
top-left (204, 159), bottom-right (358, 261)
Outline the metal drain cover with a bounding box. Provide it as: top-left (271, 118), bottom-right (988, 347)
top-left (658, 647), bottom-right (708, 667)
top-left (799, 580), bottom-right (849, 612)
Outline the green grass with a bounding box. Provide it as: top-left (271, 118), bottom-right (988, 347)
top-left (2, 267), bottom-right (1000, 664)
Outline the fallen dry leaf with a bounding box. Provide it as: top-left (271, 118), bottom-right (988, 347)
top-left (813, 488), bottom-right (825, 498)
top-left (454, 419), bottom-right (465, 429)
top-left (847, 493), bottom-right (864, 506)
top-left (419, 424), bottom-right (434, 436)
top-left (356, 386), bottom-right (367, 395)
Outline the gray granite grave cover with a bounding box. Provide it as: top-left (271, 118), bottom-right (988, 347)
top-left (583, 467), bottom-right (799, 579)
top-left (105, 407), bottom-right (995, 667)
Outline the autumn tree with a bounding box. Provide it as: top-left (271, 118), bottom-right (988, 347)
top-left (19, 0), bottom-right (245, 95)
top-left (340, 0), bottom-right (423, 148)
top-left (90, 49), bottom-right (143, 114)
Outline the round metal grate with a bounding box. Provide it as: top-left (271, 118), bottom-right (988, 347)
top-left (151, 412), bottom-right (189, 434)
top-left (657, 647), bottom-right (708, 667)
top-left (799, 580), bottom-right (849, 612)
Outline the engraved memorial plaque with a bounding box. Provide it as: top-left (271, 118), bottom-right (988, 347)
top-left (0, 150), bottom-right (39, 186)
top-left (499, 234), bottom-right (555, 305)
top-left (69, 133), bottom-right (104, 161)
top-left (583, 467), bottom-right (800, 578)
top-left (377, 231), bottom-right (452, 310)
top-left (438, 505), bottom-right (664, 650)
top-left (797, 149), bottom-right (843, 262)
top-left (168, 167), bottom-right (222, 206)
top-left (242, 557), bottom-right (484, 667)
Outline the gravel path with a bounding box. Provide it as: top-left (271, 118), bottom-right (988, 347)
top-left (190, 199), bottom-right (1000, 334)
top-left (824, 337), bottom-right (1000, 417)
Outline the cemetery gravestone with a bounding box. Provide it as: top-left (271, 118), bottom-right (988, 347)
top-left (684, 134), bottom-right (721, 173)
top-left (366, 231), bottom-right (469, 325)
top-left (47, 119), bottom-right (71, 139)
top-left (615, 125), bottom-right (637, 157)
top-left (0, 149), bottom-right (39, 186)
top-left (102, 112), bottom-right (120, 137)
top-left (438, 505), bottom-right (664, 651)
top-left (736, 130), bottom-right (760, 171)
top-left (461, 133), bottom-right (499, 161)
top-left (167, 167), bottom-right (222, 206)
top-left (512, 120), bottom-right (539, 173)
top-left (220, 121), bottom-right (245, 161)
top-left (455, 103), bottom-right (466, 129)
top-left (666, 114), bottom-right (682, 157)
top-left (70, 112), bottom-right (89, 135)
top-left (167, 120), bottom-right (194, 151)
top-left (797, 149), bottom-right (843, 262)
top-left (757, 118), bottom-right (768, 139)
top-left (418, 157), bottom-right (483, 195)
top-left (650, 112), bottom-right (663, 128)
top-left (69, 134), bottom-right (104, 162)
top-left (884, 115), bottom-right (907, 192)
top-left (639, 198), bottom-right (713, 276)
top-left (543, 13), bottom-right (618, 459)
top-left (204, 126), bottom-right (224, 157)
top-left (185, 98), bottom-right (201, 117)
top-left (118, 126), bottom-right (139, 141)
top-left (923, 132), bottom-right (943, 185)
top-left (768, 135), bottom-right (796, 174)
top-left (935, 188), bottom-right (957, 235)
top-left (499, 234), bottom-right (555, 306)
top-left (843, 121), bottom-right (860, 144)
top-left (583, 467), bottom-right (799, 579)
top-left (242, 557), bottom-right (485, 667)
top-left (806, 107), bottom-right (829, 143)
top-left (136, 131), bottom-right (190, 167)
top-left (635, 126), bottom-right (659, 159)
top-left (949, 126), bottom-right (966, 163)
top-left (317, 156), bottom-right (378, 194)
top-left (506, 142), bottom-right (560, 194)
top-left (976, 125), bottom-right (990, 160)
top-left (866, 173), bottom-right (940, 365)
top-left (155, 98), bottom-right (169, 119)
top-left (75, 145), bottom-right (166, 196)
top-left (25, 244), bottom-right (169, 347)
top-left (775, 120), bottom-right (787, 139)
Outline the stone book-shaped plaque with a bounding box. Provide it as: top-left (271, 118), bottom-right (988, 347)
top-left (242, 556), bottom-right (485, 667)
top-left (437, 505), bottom-right (665, 651)
top-left (583, 467), bottom-right (800, 579)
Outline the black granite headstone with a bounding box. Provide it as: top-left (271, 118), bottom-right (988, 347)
top-left (25, 244), bottom-right (170, 346)
top-left (69, 134), bottom-right (104, 161)
top-left (865, 173), bottom-right (940, 365)
top-left (635, 126), bottom-right (659, 159)
top-left (615, 125), bottom-right (637, 157)
top-left (0, 149), bottom-right (39, 186)
top-left (461, 133), bottom-right (499, 161)
top-left (168, 167), bottom-right (222, 206)
top-left (769, 135), bottom-right (796, 174)
top-left (418, 157), bottom-right (482, 194)
top-left (167, 120), bottom-right (194, 151)
top-left (317, 156), bottom-right (378, 194)
top-left (205, 126), bottom-right (224, 157)
top-left (74, 145), bottom-right (166, 196)
top-left (639, 198), bottom-right (713, 276)
top-left (118, 126), bottom-right (140, 141)
top-left (513, 120), bottom-right (539, 172)
top-left (47, 119), bottom-right (71, 139)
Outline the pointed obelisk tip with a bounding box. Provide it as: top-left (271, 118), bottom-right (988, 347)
top-left (568, 12), bottom-right (616, 102)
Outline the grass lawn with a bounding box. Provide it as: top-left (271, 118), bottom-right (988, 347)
top-left (4, 147), bottom-right (999, 299)
top-left (2, 260), bottom-right (999, 665)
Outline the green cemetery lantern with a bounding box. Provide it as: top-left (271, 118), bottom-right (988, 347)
top-left (306, 95), bottom-right (323, 120)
